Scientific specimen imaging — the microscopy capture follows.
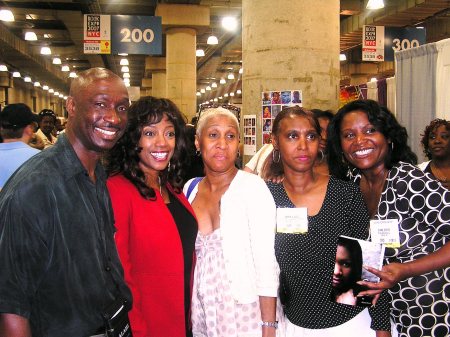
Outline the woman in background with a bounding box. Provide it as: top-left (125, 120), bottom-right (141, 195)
top-left (266, 106), bottom-right (390, 337)
top-left (106, 96), bottom-right (198, 337)
top-left (419, 118), bottom-right (450, 189)
top-left (327, 99), bottom-right (450, 337)
top-left (311, 109), bottom-right (334, 175)
top-left (184, 107), bottom-right (279, 337)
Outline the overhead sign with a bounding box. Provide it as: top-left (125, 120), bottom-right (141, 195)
top-left (83, 14), bottom-right (111, 54)
top-left (362, 25), bottom-right (426, 62)
top-left (362, 25), bottom-right (385, 62)
top-left (111, 16), bottom-right (162, 55)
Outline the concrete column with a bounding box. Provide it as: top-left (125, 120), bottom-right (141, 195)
top-left (155, 3), bottom-right (209, 122)
top-left (145, 57), bottom-right (166, 98)
top-left (242, 0), bottom-right (340, 157)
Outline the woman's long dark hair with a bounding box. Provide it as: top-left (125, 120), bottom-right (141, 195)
top-left (327, 99), bottom-right (417, 180)
top-left (106, 96), bottom-right (188, 200)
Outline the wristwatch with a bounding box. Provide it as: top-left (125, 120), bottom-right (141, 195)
top-left (259, 321), bottom-right (278, 329)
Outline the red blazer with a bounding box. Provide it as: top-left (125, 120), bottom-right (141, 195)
top-left (107, 174), bottom-right (197, 337)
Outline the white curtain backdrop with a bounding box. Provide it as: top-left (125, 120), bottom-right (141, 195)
top-left (386, 77), bottom-right (396, 115)
top-left (366, 81), bottom-right (378, 101)
top-left (395, 42), bottom-right (439, 163)
top-left (435, 39), bottom-right (450, 120)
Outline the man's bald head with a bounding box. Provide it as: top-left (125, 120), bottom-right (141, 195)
top-left (69, 68), bottom-right (123, 97)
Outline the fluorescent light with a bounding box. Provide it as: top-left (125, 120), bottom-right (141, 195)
top-left (239, 68), bottom-right (243, 74)
top-left (54, 91), bottom-right (59, 96)
top-left (366, 0), bottom-right (385, 9)
top-left (121, 66), bottom-right (129, 72)
top-left (220, 78), bottom-right (226, 84)
top-left (59, 94), bottom-right (64, 98)
top-left (125, 82), bottom-right (130, 87)
top-left (25, 32), bottom-right (37, 41)
top-left (24, 76), bottom-right (32, 82)
top-left (339, 53), bottom-right (347, 61)
top-left (118, 53), bottom-right (128, 56)
top-left (34, 81), bottom-right (40, 87)
top-left (49, 88), bottom-right (54, 93)
top-left (224, 93), bottom-right (229, 97)
top-left (207, 35), bottom-right (218, 45)
top-left (123, 73), bottom-right (130, 78)
top-left (196, 49), bottom-right (205, 57)
top-left (69, 72), bottom-right (77, 78)
top-left (12, 71), bottom-right (21, 77)
top-left (52, 57), bottom-right (62, 65)
top-left (40, 46), bottom-right (51, 55)
top-left (222, 16), bottom-right (238, 31)
top-left (0, 64), bottom-right (8, 72)
top-left (64, 96), bottom-right (68, 100)
top-left (61, 65), bottom-right (70, 72)
top-left (123, 78), bottom-right (130, 83)
top-left (200, 88), bottom-right (206, 94)
top-left (43, 85), bottom-right (49, 90)
top-left (370, 77), bottom-right (377, 82)
top-left (206, 86), bottom-right (211, 91)
top-left (196, 92), bottom-right (201, 96)
top-left (236, 89), bottom-right (242, 94)
top-left (230, 92), bottom-right (235, 97)
top-left (211, 82), bottom-right (217, 88)
top-left (227, 73), bottom-right (235, 80)
top-left (120, 59), bottom-right (129, 66)
top-left (0, 9), bottom-right (14, 22)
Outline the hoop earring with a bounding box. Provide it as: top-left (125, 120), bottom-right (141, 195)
top-left (237, 150), bottom-right (240, 158)
top-left (195, 149), bottom-right (201, 156)
top-left (272, 149), bottom-right (281, 163)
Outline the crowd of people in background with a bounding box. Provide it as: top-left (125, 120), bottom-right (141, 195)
top-left (0, 68), bottom-right (449, 337)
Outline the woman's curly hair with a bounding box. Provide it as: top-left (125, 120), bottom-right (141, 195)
top-left (105, 96), bottom-right (188, 200)
top-left (420, 118), bottom-right (450, 160)
top-left (327, 99), bottom-right (417, 180)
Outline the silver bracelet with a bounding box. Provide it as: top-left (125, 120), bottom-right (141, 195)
top-left (259, 321), bottom-right (278, 329)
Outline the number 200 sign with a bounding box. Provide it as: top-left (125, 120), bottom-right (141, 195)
top-left (112, 16), bottom-right (162, 55)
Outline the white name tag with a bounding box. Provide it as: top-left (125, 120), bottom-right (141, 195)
top-left (370, 219), bottom-right (401, 248)
top-left (277, 207), bottom-right (308, 234)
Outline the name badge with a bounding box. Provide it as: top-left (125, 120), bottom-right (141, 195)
top-left (370, 219), bottom-right (401, 248)
top-left (277, 207), bottom-right (308, 234)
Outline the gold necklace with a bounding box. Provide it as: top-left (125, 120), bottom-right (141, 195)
top-left (431, 161), bottom-right (448, 183)
top-left (158, 176), bottom-right (162, 195)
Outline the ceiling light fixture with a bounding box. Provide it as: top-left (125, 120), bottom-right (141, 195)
top-left (121, 66), bottom-right (129, 72)
top-left (0, 9), bottom-right (14, 22)
top-left (230, 92), bottom-right (235, 97)
top-left (24, 76), bottom-right (32, 82)
top-left (59, 93), bottom-right (64, 98)
top-left (64, 96), bottom-right (68, 100)
top-left (213, 98), bottom-right (218, 102)
top-left (69, 72), bottom-right (77, 78)
top-left (123, 78), bottom-right (130, 83)
top-left (123, 73), bottom-right (130, 79)
top-left (54, 91), bottom-right (59, 96)
top-left (43, 85), bottom-right (49, 90)
top-left (370, 77), bottom-right (378, 82)
top-left (118, 53), bottom-right (128, 56)
top-left (227, 73), bottom-right (235, 80)
top-left (206, 86), bottom-right (211, 91)
top-left (207, 35), bottom-right (218, 45)
top-left (196, 49), bottom-right (205, 57)
top-left (236, 89), bottom-right (242, 94)
top-left (52, 57), bottom-right (62, 65)
top-left (34, 81), bottom-right (40, 87)
top-left (0, 64), bottom-right (8, 72)
top-left (200, 88), bottom-right (206, 94)
top-left (224, 93), bottom-right (229, 97)
top-left (40, 46), bottom-right (51, 55)
top-left (12, 71), bottom-right (21, 77)
top-left (25, 32), bottom-right (37, 41)
top-left (220, 78), bottom-right (226, 84)
top-left (222, 16), bottom-right (238, 31)
top-left (196, 92), bottom-right (201, 96)
top-left (366, 0), bottom-right (385, 10)
top-left (61, 65), bottom-right (70, 72)
top-left (239, 68), bottom-right (243, 74)
top-left (120, 58), bottom-right (129, 66)
top-left (339, 53), bottom-right (347, 61)
top-left (211, 82), bottom-right (217, 88)
top-left (125, 82), bottom-right (130, 87)
top-left (49, 88), bottom-right (54, 93)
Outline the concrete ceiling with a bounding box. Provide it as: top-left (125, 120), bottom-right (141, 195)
top-left (0, 0), bottom-right (448, 96)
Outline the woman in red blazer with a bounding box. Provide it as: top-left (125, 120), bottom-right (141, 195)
top-left (106, 96), bottom-right (198, 337)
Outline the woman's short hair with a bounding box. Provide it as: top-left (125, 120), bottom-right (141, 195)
top-left (420, 118), bottom-right (450, 160)
top-left (106, 96), bottom-right (188, 200)
top-left (311, 109), bottom-right (334, 122)
top-left (327, 99), bottom-right (417, 180)
top-left (196, 107), bottom-right (239, 137)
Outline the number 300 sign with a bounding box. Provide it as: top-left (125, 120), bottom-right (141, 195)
top-left (112, 16), bottom-right (162, 55)
top-left (392, 38), bottom-right (420, 52)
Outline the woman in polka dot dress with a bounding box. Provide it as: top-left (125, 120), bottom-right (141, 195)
top-left (265, 106), bottom-right (391, 337)
top-left (328, 99), bottom-right (450, 337)
top-left (184, 107), bottom-right (280, 337)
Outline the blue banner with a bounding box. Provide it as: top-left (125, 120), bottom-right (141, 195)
top-left (111, 16), bottom-right (162, 55)
top-left (384, 27), bottom-right (426, 61)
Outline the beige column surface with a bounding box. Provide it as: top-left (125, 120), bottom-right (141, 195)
top-left (242, 0), bottom-right (340, 154)
top-left (166, 27), bottom-right (197, 121)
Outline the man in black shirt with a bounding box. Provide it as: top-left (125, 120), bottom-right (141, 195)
top-left (0, 68), bottom-right (132, 337)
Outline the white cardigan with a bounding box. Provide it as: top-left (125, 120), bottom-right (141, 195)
top-left (184, 170), bottom-right (279, 304)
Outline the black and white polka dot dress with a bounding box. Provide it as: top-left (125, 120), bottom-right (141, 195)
top-left (267, 176), bottom-right (391, 331)
top-left (352, 162), bottom-right (450, 337)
